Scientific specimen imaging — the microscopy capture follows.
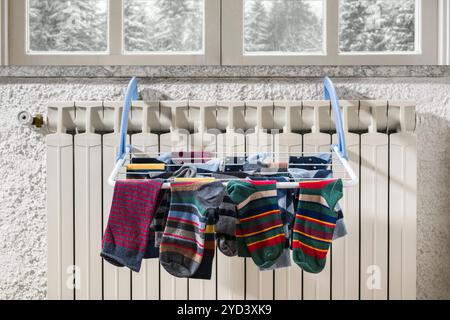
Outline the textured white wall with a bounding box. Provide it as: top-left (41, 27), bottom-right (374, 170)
top-left (0, 76), bottom-right (449, 299)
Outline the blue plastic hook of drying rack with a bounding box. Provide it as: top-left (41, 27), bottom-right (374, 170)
top-left (323, 76), bottom-right (348, 160)
top-left (117, 76), bottom-right (139, 161)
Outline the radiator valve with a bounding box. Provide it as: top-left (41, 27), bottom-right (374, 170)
top-left (17, 111), bottom-right (44, 128)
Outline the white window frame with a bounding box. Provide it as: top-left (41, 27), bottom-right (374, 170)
top-left (222, 0), bottom-right (439, 65)
top-left (1, 0), bottom-right (444, 65)
top-left (8, 0), bottom-right (221, 65)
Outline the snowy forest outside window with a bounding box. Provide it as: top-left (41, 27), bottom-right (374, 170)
top-left (244, 0), bottom-right (416, 55)
top-left (28, 0), bottom-right (108, 53)
top-left (244, 0), bottom-right (324, 54)
top-left (27, 0), bottom-right (205, 54)
top-left (123, 0), bottom-right (204, 53)
top-left (339, 0), bottom-right (416, 53)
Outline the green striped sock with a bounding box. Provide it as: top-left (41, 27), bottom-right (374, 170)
top-left (292, 179), bottom-right (343, 274)
top-left (227, 180), bottom-right (285, 268)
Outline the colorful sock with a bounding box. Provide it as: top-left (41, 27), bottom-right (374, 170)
top-left (289, 168), bottom-right (348, 240)
top-left (216, 195), bottom-right (238, 257)
top-left (247, 176), bottom-right (292, 270)
top-left (236, 222), bottom-right (251, 257)
top-left (261, 177), bottom-right (292, 270)
top-left (101, 179), bottom-right (163, 272)
top-left (292, 179), bottom-right (343, 274)
top-left (227, 180), bottom-right (285, 268)
top-left (159, 181), bottom-right (225, 278)
top-left (149, 189), bottom-right (171, 250)
top-left (191, 209), bottom-right (217, 279)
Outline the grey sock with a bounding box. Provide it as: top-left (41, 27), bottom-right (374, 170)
top-left (260, 248), bottom-right (292, 271)
top-left (260, 224), bottom-right (291, 270)
top-left (217, 235), bottom-right (237, 257)
top-left (172, 164), bottom-right (197, 178)
top-left (333, 203), bottom-right (348, 240)
top-left (216, 196), bottom-right (238, 257)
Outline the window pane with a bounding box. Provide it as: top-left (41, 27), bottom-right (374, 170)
top-left (244, 0), bottom-right (324, 54)
top-left (124, 0), bottom-right (204, 53)
top-left (28, 0), bottom-right (108, 53)
top-left (339, 0), bottom-right (416, 52)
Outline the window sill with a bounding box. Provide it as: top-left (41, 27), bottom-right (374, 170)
top-left (0, 65), bottom-right (449, 79)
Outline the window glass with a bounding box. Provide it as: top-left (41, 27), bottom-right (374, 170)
top-left (244, 0), bottom-right (324, 54)
top-left (28, 0), bottom-right (108, 53)
top-left (124, 0), bottom-right (204, 53)
top-left (339, 0), bottom-right (416, 52)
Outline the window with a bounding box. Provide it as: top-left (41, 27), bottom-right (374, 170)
top-left (223, 0), bottom-right (438, 65)
top-left (339, 0), bottom-right (416, 53)
top-left (27, 0), bottom-right (108, 53)
top-left (9, 0), bottom-right (220, 65)
top-left (123, 0), bottom-right (204, 53)
top-left (244, 0), bottom-right (325, 55)
top-left (6, 0), bottom-right (440, 65)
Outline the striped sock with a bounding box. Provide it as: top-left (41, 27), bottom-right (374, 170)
top-left (236, 221), bottom-right (251, 257)
top-left (101, 179), bottom-right (163, 272)
top-left (292, 179), bottom-right (343, 274)
top-left (216, 195), bottom-right (238, 257)
top-left (227, 180), bottom-right (285, 268)
top-left (159, 181), bottom-right (225, 278)
top-left (152, 190), bottom-right (171, 248)
top-left (191, 209), bottom-right (217, 279)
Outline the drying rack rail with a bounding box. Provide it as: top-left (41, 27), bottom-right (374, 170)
top-left (108, 77), bottom-right (358, 189)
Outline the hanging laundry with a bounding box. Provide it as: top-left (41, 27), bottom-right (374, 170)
top-left (215, 195), bottom-right (239, 257)
top-left (172, 151), bottom-right (212, 164)
top-left (227, 180), bottom-right (285, 269)
top-left (258, 161), bottom-right (289, 174)
top-left (292, 179), bottom-right (343, 274)
top-left (159, 181), bottom-right (225, 278)
top-left (152, 189), bottom-right (171, 248)
top-left (289, 153), bottom-right (332, 170)
top-left (101, 179), bottom-right (164, 272)
top-left (289, 168), bottom-right (347, 240)
top-left (191, 209), bottom-right (218, 280)
top-left (248, 176), bottom-right (293, 271)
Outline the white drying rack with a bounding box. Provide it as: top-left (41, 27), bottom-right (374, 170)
top-left (108, 77), bottom-right (358, 189)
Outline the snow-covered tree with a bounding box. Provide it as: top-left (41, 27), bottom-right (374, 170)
top-left (339, 0), bottom-right (415, 52)
top-left (339, 0), bottom-right (371, 52)
top-left (183, 0), bottom-right (203, 52)
top-left (279, 0), bottom-right (323, 52)
top-left (29, 0), bottom-right (107, 52)
top-left (244, 1), bottom-right (270, 52)
top-left (153, 0), bottom-right (192, 51)
top-left (245, 0), bottom-right (323, 53)
top-left (124, 0), bottom-right (157, 52)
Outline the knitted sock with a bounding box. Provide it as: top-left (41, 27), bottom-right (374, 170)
top-left (333, 203), bottom-right (347, 240)
top-left (215, 195), bottom-right (238, 257)
top-left (150, 189), bottom-right (171, 249)
top-left (247, 176), bottom-right (293, 270)
top-left (101, 179), bottom-right (163, 272)
top-left (289, 168), bottom-right (348, 240)
top-left (236, 221), bottom-right (251, 257)
top-left (292, 179), bottom-right (343, 274)
top-left (227, 180), bottom-right (285, 268)
top-left (159, 181), bottom-right (225, 277)
top-left (191, 209), bottom-right (217, 279)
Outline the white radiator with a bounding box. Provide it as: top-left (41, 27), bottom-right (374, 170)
top-left (46, 100), bottom-right (416, 300)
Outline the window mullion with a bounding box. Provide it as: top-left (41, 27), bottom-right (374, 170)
top-left (109, 0), bottom-right (122, 56)
top-left (326, 0), bottom-right (339, 63)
